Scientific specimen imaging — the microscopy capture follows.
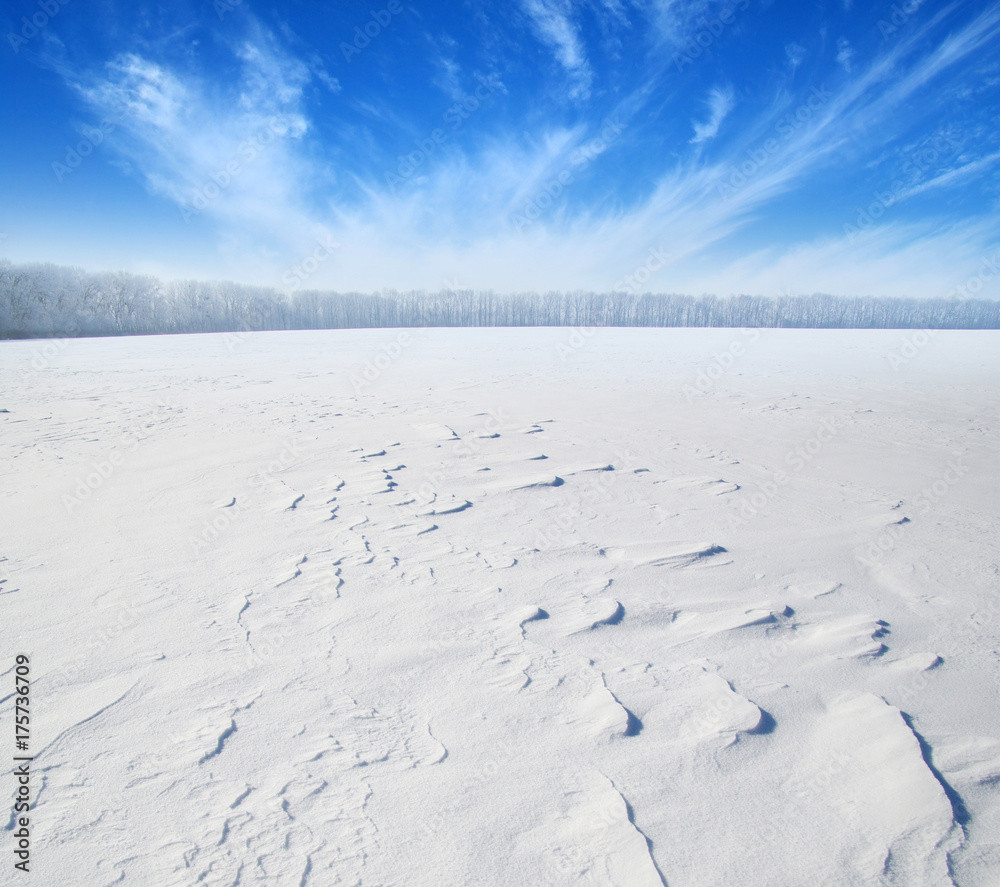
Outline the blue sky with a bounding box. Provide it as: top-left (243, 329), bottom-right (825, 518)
top-left (2, 0), bottom-right (999, 297)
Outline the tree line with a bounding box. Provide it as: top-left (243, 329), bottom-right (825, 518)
top-left (1, 258), bottom-right (997, 338)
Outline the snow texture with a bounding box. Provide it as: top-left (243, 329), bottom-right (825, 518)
top-left (1, 327), bottom-right (998, 885)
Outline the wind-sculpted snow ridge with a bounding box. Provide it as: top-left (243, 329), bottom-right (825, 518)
top-left (603, 541), bottom-right (730, 568)
top-left (521, 771), bottom-right (668, 885)
top-left (783, 693), bottom-right (963, 885)
top-left (1, 328), bottom-right (997, 886)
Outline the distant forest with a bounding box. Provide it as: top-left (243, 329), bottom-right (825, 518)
top-left (2, 259), bottom-right (998, 338)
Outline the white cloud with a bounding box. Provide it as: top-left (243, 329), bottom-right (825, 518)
top-left (895, 151), bottom-right (1000, 202)
top-left (197, 6), bottom-right (997, 297)
top-left (51, 1), bottom-right (1000, 301)
top-left (521, 0), bottom-right (593, 99)
top-left (785, 42), bottom-right (807, 70)
top-left (682, 218), bottom-right (1000, 300)
top-left (836, 38), bottom-right (854, 72)
top-left (690, 85), bottom-right (734, 143)
top-left (649, 0), bottom-right (726, 47)
top-left (295, 10), bottom-right (1000, 298)
top-left (433, 55), bottom-right (464, 101)
top-left (70, 21), bottom-right (319, 251)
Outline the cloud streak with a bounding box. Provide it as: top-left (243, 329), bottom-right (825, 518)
top-left (32, 1), bottom-right (1000, 300)
top-left (521, 0), bottom-right (592, 99)
top-left (691, 85), bottom-right (735, 143)
top-left (69, 20), bottom-right (320, 251)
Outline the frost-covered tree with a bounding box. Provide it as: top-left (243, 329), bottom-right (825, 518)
top-left (1, 258), bottom-right (998, 338)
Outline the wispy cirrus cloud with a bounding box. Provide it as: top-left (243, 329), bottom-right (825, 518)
top-left (648, 0), bottom-right (733, 46)
top-left (691, 85), bottom-right (735, 143)
top-left (894, 150), bottom-right (1000, 202)
top-left (687, 216), bottom-right (1000, 299)
top-left (68, 19), bottom-right (320, 248)
top-left (785, 42), bottom-right (807, 70)
top-left (836, 38), bottom-right (854, 73)
top-left (319, 3), bottom-right (1000, 296)
top-left (33, 0), bottom-right (1000, 299)
top-left (521, 0), bottom-right (593, 99)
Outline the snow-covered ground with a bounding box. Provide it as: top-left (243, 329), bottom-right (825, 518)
top-left (2, 327), bottom-right (998, 886)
